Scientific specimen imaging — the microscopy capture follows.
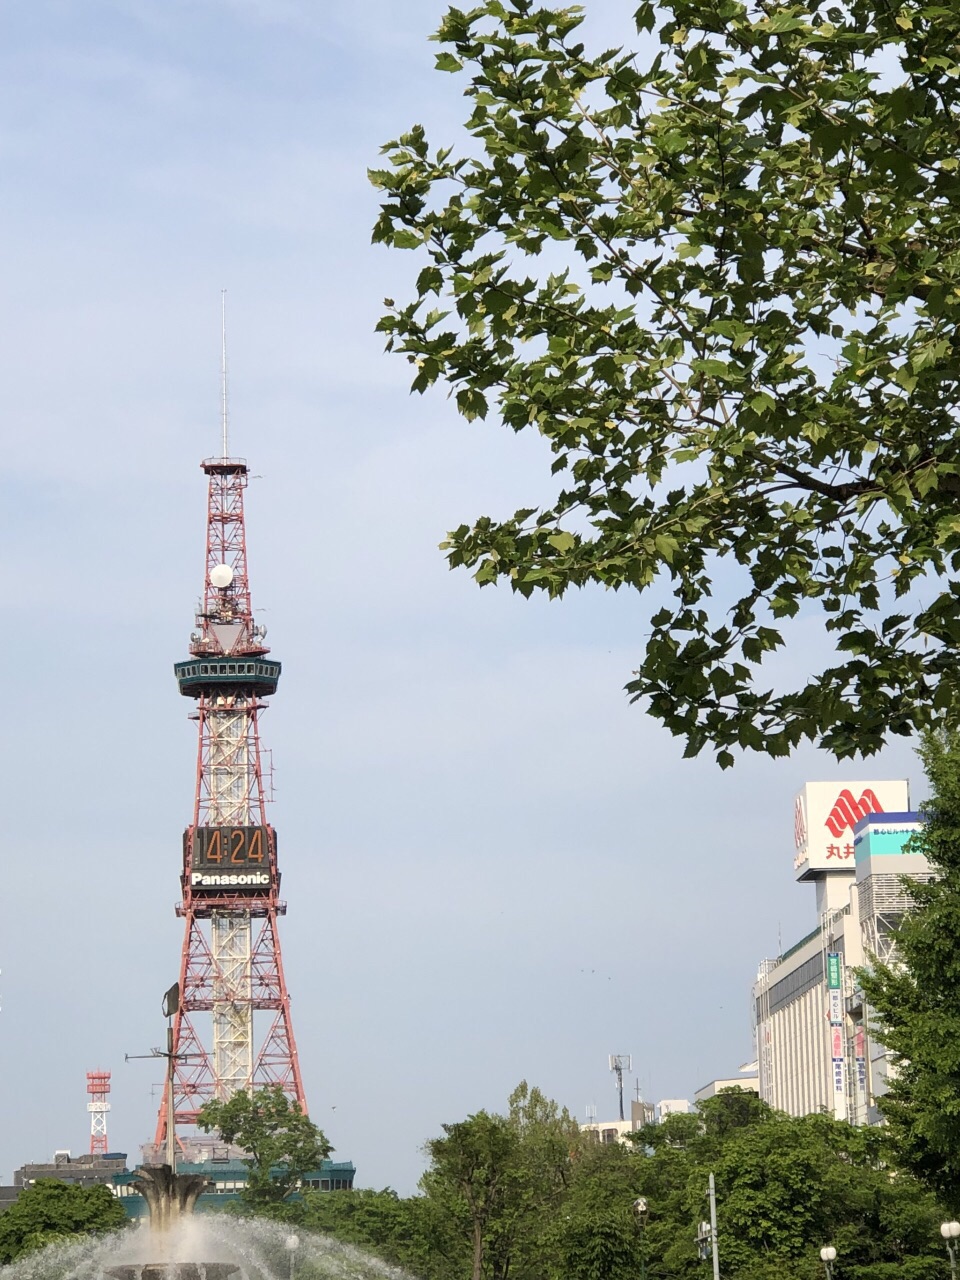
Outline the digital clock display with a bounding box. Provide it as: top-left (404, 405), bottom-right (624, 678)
top-left (190, 825), bottom-right (271, 871)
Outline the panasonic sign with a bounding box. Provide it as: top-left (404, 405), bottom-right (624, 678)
top-left (191, 871), bottom-right (270, 888)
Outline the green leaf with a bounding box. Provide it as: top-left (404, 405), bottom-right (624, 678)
top-left (434, 52), bottom-right (463, 72)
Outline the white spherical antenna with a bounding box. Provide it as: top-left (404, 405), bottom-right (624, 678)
top-left (210, 563), bottom-right (234, 589)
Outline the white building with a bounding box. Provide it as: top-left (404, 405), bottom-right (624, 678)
top-left (656, 1098), bottom-right (691, 1121)
top-left (695, 1066), bottom-right (759, 1103)
top-left (753, 781), bottom-right (929, 1125)
top-left (582, 1098), bottom-right (655, 1144)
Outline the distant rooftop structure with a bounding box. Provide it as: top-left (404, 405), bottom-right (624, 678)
top-left (656, 1099), bottom-right (691, 1121)
top-left (14, 1151), bottom-right (128, 1189)
top-left (582, 1098), bottom-right (654, 1144)
top-left (582, 1096), bottom-right (692, 1145)
top-left (694, 1075), bottom-right (759, 1102)
top-left (695, 1063), bottom-right (760, 1102)
top-left (0, 1151), bottom-right (129, 1215)
top-left (115, 1158), bottom-right (356, 1218)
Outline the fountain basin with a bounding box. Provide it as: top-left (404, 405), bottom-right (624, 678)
top-left (105, 1266), bottom-right (239, 1280)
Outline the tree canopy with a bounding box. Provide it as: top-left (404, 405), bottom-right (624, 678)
top-left (0, 1179), bottom-right (126, 1264)
top-left (861, 727), bottom-right (960, 1208)
top-left (373, 0), bottom-right (960, 764)
top-left (420, 1081), bottom-right (579, 1280)
top-left (197, 1085), bottom-right (331, 1206)
top-left (259, 1085), bottom-right (948, 1280)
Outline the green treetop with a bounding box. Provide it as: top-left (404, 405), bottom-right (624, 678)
top-left (197, 1085), bottom-right (331, 1206)
top-left (373, 0), bottom-right (960, 764)
top-left (0, 1179), bottom-right (126, 1264)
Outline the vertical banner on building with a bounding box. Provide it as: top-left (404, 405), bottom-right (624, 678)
top-left (855, 1025), bottom-right (867, 1112)
top-left (827, 951), bottom-right (847, 1120)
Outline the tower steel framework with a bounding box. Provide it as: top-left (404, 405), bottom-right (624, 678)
top-left (154, 453), bottom-right (306, 1147)
top-left (87, 1070), bottom-right (111, 1155)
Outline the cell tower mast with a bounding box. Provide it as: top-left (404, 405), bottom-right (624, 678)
top-left (154, 309), bottom-right (306, 1147)
top-left (87, 1071), bottom-right (111, 1155)
top-left (609, 1054), bottom-right (632, 1122)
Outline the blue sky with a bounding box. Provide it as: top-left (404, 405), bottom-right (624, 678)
top-left (0, 0), bottom-right (922, 1195)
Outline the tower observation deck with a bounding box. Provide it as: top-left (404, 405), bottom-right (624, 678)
top-left (155, 452), bottom-right (306, 1146)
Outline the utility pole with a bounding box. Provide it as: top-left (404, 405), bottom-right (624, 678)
top-left (708, 1173), bottom-right (720, 1280)
top-left (127, 982), bottom-right (189, 1170)
top-left (164, 984), bottom-right (178, 1170)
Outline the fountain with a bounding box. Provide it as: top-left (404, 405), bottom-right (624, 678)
top-left (0, 1214), bottom-right (416, 1280)
top-left (0, 988), bottom-right (414, 1280)
top-left (102, 985), bottom-right (237, 1280)
top-left (97, 1162), bottom-right (237, 1280)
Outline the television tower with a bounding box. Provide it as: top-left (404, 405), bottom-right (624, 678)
top-left (155, 300), bottom-right (306, 1146)
top-left (87, 1071), bottom-right (111, 1155)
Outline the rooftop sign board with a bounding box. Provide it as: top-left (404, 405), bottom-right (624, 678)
top-left (853, 811), bottom-right (924, 862)
top-left (793, 780), bottom-right (910, 881)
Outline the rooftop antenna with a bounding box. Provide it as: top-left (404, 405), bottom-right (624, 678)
top-left (609, 1054), bottom-right (632, 1122)
top-left (220, 289), bottom-right (229, 459)
top-left (86, 1070), bottom-right (111, 1155)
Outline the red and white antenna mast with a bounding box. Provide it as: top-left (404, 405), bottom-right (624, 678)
top-left (155, 297), bottom-right (306, 1147)
top-left (87, 1071), bottom-right (111, 1155)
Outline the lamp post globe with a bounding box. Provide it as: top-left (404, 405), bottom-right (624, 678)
top-left (631, 1197), bottom-right (650, 1280)
top-left (819, 1245), bottom-right (837, 1279)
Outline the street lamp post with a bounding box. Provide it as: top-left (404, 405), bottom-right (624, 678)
top-left (941, 1221), bottom-right (960, 1280)
top-left (632, 1197), bottom-right (649, 1280)
top-left (284, 1234), bottom-right (299, 1280)
top-left (820, 1245), bottom-right (837, 1280)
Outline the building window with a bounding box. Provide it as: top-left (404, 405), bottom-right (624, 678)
top-left (764, 950), bottom-right (830, 1017)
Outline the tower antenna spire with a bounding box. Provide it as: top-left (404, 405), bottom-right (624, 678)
top-left (220, 290), bottom-right (229, 459)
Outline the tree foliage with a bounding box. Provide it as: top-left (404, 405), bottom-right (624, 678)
top-left (0, 1179), bottom-right (126, 1264)
top-left (373, 0), bottom-right (960, 763)
top-left (297, 1187), bottom-right (450, 1279)
top-left (860, 727), bottom-right (960, 1208)
top-left (197, 1085), bottom-right (331, 1206)
top-left (266, 1086), bottom-right (946, 1280)
top-left (626, 1095), bottom-right (945, 1280)
top-left (420, 1081), bottom-right (579, 1280)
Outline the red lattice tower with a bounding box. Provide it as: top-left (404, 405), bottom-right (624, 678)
top-left (87, 1071), bottom-right (111, 1155)
top-left (154, 452), bottom-right (306, 1147)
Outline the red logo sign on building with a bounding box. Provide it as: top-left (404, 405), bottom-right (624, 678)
top-left (793, 780), bottom-right (909, 878)
top-left (794, 795), bottom-right (807, 851)
top-left (825, 788), bottom-right (884, 837)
